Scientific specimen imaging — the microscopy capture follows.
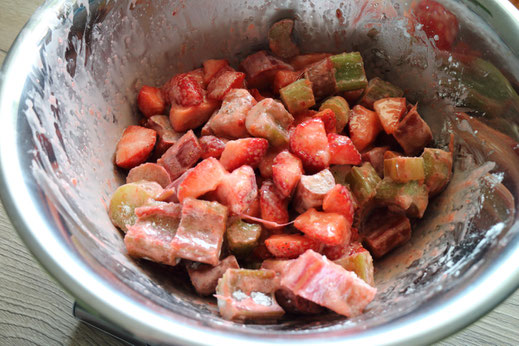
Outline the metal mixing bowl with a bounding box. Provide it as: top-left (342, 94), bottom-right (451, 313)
top-left (1, 0), bottom-right (519, 344)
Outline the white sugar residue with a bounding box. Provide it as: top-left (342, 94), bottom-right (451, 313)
top-left (232, 290), bottom-right (248, 301)
top-left (251, 291), bottom-right (272, 306)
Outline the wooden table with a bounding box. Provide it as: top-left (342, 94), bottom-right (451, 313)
top-left (1, 1), bottom-right (518, 344)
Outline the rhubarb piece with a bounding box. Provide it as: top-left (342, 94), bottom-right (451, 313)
top-left (171, 198), bottom-right (228, 266)
top-left (393, 105), bottom-right (433, 155)
top-left (259, 181), bottom-right (289, 229)
top-left (330, 164), bottom-right (353, 186)
top-left (320, 96), bottom-right (350, 132)
top-left (289, 53), bottom-right (331, 70)
top-left (323, 184), bottom-right (356, 225)
top-left (206, 89), bottom-right (257, 139)
top-left (304, 57), bottom-right (336, 99)
top-left (162, 71), bottom-right (205, 106)
top-left (124, 202), bottom-right (181, 266)
top-left (203, 59), bottom-right (229, 84)
top-left (219, 138), bottom-right (269, 171)
top-left (169, 98), bottom-right (220, 132)
top-left (199, 136), bottom-right (226, 159)
top-left (115, 125), bottom-right (157, 169)
top-left (313, 109), bottom-right (336, 134)
top-left (216, 269), bottom-right (285, 321)
top-left (216, 165), bottom-right (258, 214)
top-left (362, 210), bottom-right (411, 258)
top-left (145, 115), bottom-right (182, 156)
top-left (274, 288), bottom-right (324, 315)
top-left (374, 97), bottom-right (407, 134)
top-left (268, 19), bottom-right (300, 59)
top-left (246, 98), bottom-right (294, 147)
top-left (342, 89), bottom-right (365, 104)
top-left (361, 146), bottom-right (389, 177)
top-left (273, 70), bottom-right (301, 94)
top-left (109, 181), bottom-right (164, 232)
top-left (177, 158), bottom-right (227, 202)
top-left (384, 157), bottom-right (425, 183)
top-left (127, 163), bottom-right (172, 188)
top-left (294, 208), bottom-right (349, 246)
top-left (421, 148), bottom-right (453, 196)
top-left (333, 243), bottom-right (375, 286)
top-left (279, 79), bottom-right (316, 114)
top-left (207, 70), bottom-right (246, 100)
top-left (293, 169), bottom-right (335, 213)
top-left (328, 133), bottom-right (362, 165)
top-left (348, 105), bottom-right (382, 152)
top-left (375, 179), bottom-right (429, 218)
top-left (187, 255), bottom-right (239, 296)
top-left (265, 234), bottom-right (320, 259)
top-left (158, 130), bottom-right (202, 180)
top-left (358, 78), bottom-right (404, 109)
top-left (345, 162), bottom-right (381, 206)
top-left (289, 118), bottom-right (330, 173)
top-left (226, 218), bottom-right (262, 257)
top-left (240, 50), bottom-right (293, 89)
top-left (272, 151), bottom-right (303, 198)
top-left (137, 85), bottom-right (165, 118)
top-left (330, 52), bottom-right (368, 92)
top-left (281, 250), bottom-right (376, 317)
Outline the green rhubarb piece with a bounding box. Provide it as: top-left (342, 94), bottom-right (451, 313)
top-left (246, 98), bottom-right (294, 147)
top-left (334, 247), bottom-right (375, 286)
top-left (268, 19), bottom-right (299, 59)
top-left (109, 181), bottom-right (163, 232)
top-left (421, 148), bottom-right (453, 196)
top-left (330, 52), bottom-right (368, 92)
top-left (376, 179), bottom-right (429, 218)
top-left (359, 77), bottom-right (404, 109)
top-left (383, 157), bottom-right (425, 183)
top-left (226, 218), bottom-right (262, 257)
top-left (330, 164), bottom-right (353, 186)
top-left (280, 79), bottom-right (316, 114)
top-left (345, 162), bottom-right (381, 206)
top-left (320, 96), bottom-right (350, 132)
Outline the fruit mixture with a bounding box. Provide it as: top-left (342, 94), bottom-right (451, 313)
top-left (108, 17), bottom-right (453, 322)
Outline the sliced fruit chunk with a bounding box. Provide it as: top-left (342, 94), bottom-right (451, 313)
top-left (115, 125), bottom-right (157, 169)
top-left (384, 157), bottom-right (425, 183)
top-left (177, 158), bottom-right (227, 202)
top-left (259, 149), bottom-right (280, 179)
top-left (293, 168), bottom-right (335, 213)
top-left (240, 50), bottom-right (293, 89)
top-left (158, 130), bottom-right (202, 180)
top-left (226, 218), bottom-right (262, 258)
top-left (203, 59), bottom-right (229, 84)
top-left (361, 146), bottom-right (389, 177)
top-left (304, 57), bottom-right (336, 99)
top-left (375, 179), bottom-right (429, 218)
top-left (330, 52), bottom-right (368, 92)
top-left (328, 133), bottom-right (361, 165)
top-left (280, 250), bottom-right (377, 317)
top-left (265, 234), bottom-right (320, 259)
top-left (137, 85), bottom-right (165, 118)
top-left (216, 165), bottom-right (258, 214)
top-left (421, 148), bottom-right (453, 196)
top-left (294, 208), bottom-right (349, 246)
top-left (345, 162), bottom-right (381, 206)
top-left (358, 78), bottom-right (404, 109)
top-left (272, 151), bottom-right (303, 198)
top-left (199, 136), bottom-right (226, 159)
top-left (348, 105), bottom-right (382, 152)
top-left (268, 19), bottom-right (299, 59)
top-left (246, 98), bottom-right (294, 147)
top-left (207, 70), bottom-right (246, 100)
top-left (362, 210), bottom-right (411, 258)
top-left (289, 118), bottom-right (330, 173)
top-left (162, 71), bottom-right (205, 106)
top-left (333, 243), bottom-right (375, 286)
top-left (279, 79), bottom-right (316, 114)
top-left (170, 198), bottom-right (228, 266)
top-left (393, 105), bottom-right (433, 155)
top-left (187, 255), bottom-right (239, 296)
top-left (374, 97), bottom-right (407, 134)
top-left (127, 163), bottom-right (172, 188)
top-left (219, 138), bottom-right (269, 171)
top-left (145, 115), bottom-right (182, 157)
top-left (313, 109), bottom-right (336, 134)
top-left (169, 97), bottom-right (220, 132)
top-left (320, 96), bottom-right (350, 132)
top-left (259, 181), bottom-right (289, 229)
top-left (289, 53), bottom-right (331, 70)
top-left (274, 288), bottom-right (324, 315)
top-left (323, 184), bottom-right (356, 225)
top-left (273, 70), bottom-right (301, 94)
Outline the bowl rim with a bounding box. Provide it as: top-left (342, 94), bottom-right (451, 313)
top-left (1, 0), bottom-right (519, 345)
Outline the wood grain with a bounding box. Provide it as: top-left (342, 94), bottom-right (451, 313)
top-left (0, 0), bottom-right (518, 344)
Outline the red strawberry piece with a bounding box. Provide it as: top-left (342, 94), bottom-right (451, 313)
top-left (115, 125), bottom-right (157, 169)
top-left (272, 151), bottom-right (303, 198)
top-left (220, 138), bottom-right (269, 171)
top-left (313, 109), bottom-right (336, 133)
top-left (127, 162), bottom-right (172, 188)
top-left (259, 149), bottom-right (281, 179)
top-left (243, 194), bottom-right (261, 218)
top-left (323, 184), bottom-right (356, 225)
top-left (177, 158), bottom-right (228, 202)
top-left (373, 97), bottom-right (407, 134)
top-left (240, 50), bottom-right (293, 89)
top-left (273, 70), bottom-right (301, 94)
top-left (249, 88), bottom-right (267, 102)
top-left (289, 53), bottom-right (332, 70)
top-left (289, 118), bottom-right (330, 173)
top-left (327, 133), bottom-right (362, 165)
top-left (291, 109), bottom-right (317, 129)
top-left (207, 70), bottom-right (246, 100)
top-left (294, 208), bottom-right (348, 246)
top-left (265, 234), bottom-right (321, 259)
top-left (199, 136), bottom-right (226, 159)
top-left (145, 115), bottom-right (182, 157)
top-left (187, 255), bottom-right (239, 296)
top-left (348, 105), bottom-right (382, 152)
top-left (158, 130), bottom-right (202, 180)
top-left (203, 59), bottom-right (229, 84)
top-left (215, 165), bottom-right (258, 215)
top-left (412, 0), bottom-right (459, 51)
top-left (162, 72), bottom-right (205, 107)
top-left (169, 97), bottom-right (220, 132)
top-left (259, 181), bottom-right (289, 229)
top-left (137, 85), bottom-right (165, 118)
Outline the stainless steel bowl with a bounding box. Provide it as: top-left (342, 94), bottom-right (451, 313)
top-left (1, 0), bottom-right (519, 344)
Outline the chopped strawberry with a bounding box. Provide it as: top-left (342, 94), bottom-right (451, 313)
top-left (289, 118), bottom-right (330, 173)
top-left (313, 109), bottom-right (336, 133)
top-left (243, 194), bottom-right (261, 218)
top-left (289, 53), bottom-right (331, 70)
top-left (294, 208), bottom-right (348, 246)
top-left (115, 125), bottom-right (157, 169)
top-left (322, 241), bottom-right (363, 262)
top-left (177, 158), bottom-right (228, 202)
top-left (249, 88), bottom-right (267, 102)
top-left (199, 136), bottom-right (226, 159)
top-left (272, 151), bottom-right (303, 198)
top-left (137, 85), bottom-right (165, 118)
top-left (240, 50), bottom-right (293, 89)
top-left (259, 149), bottom-right (280, 179)
top-left (157, 130), bottom-right (202, 180)
top-left (169, 98), bottom-right (219, 132)
top-left (203, 59), bottom-right (229, 84)
top-left (373, 97), bottom-right (406, 134)
top-left (411, 0), bottom-right (459, 51)
top-left (265, 234), bottom-right (321, 259)
top-left (215, 165), bottom-right (258, 214)
top-left (348, 105), bottom-right (382, 152)
top-left (273, 70), bottom-right (301, 94)
top-left (327, 133), bottom-right (361, 165)
top-left (127, 162), bottom-right (172, 188)
top-left (259, 181), bottom-right (289, 229)
top-left (322, 184), bottom-right (355, 225)
top-left (220, 138), bottom-right (269, 171)
top-left (207, 70), bottom-right (246, 100)
top-left (292, 109), bottom-right (317, 127)
top-left (163, 72), bottom-right (205, 106)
